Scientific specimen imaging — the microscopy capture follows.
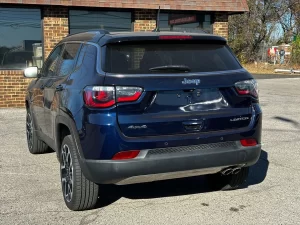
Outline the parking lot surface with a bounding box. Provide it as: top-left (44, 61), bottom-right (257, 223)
top-left (1, 78), bottom-right (300, 225)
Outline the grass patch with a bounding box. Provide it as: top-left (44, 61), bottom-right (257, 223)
top-left (242, 63), bottom-right (300, 74)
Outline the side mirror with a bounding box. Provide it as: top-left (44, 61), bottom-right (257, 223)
top-left (24, 67), bottom-right (38, 78)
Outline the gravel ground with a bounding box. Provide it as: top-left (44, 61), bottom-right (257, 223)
top-left (0, 78), bottom-right (300, 225)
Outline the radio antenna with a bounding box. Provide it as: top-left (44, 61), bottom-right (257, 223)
top-left (153, 6), bottom-right (161, 32)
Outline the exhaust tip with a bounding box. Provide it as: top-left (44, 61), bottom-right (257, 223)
top-left (221, 167), bottom-right (242, 176)
top-left (232, 167), bottom-right (242, 175)
top-left (221, 168), bottom-right (233, 176)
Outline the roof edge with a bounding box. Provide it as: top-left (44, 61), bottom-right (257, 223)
top-left (2, 1), bottom-right (249, 13)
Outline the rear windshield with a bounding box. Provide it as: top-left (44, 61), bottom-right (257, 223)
top-left (104, 42), bottom-right (241, 74)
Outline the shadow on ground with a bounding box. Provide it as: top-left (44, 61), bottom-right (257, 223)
top-left (247, 150), bottom-right (269, 186)
top-left (96, 150), bottom-right (269, 208)
top-left (273, 116), bottom-right (300, 129)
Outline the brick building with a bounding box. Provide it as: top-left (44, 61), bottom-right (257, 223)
top-left (0, 0), bottom-right (248, 107)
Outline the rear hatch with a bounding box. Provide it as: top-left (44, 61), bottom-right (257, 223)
top-left (102, 36), bottom-right (255, 137)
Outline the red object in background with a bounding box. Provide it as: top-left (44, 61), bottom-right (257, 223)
top-left (168, 14), bottom-right (197, 25)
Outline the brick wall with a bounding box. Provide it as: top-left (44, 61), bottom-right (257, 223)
top-left (213, 12), bottom-right (229, 39)
top-left (133, 9), bottom-right (156, 32)
top-left (0, 6), bottom-right (69, 108)
top-left (0, 71), bottom-right (30, 108)
top-left (2, 0), bottom-right (249, 12)
top-left (43, 6), bottom-right (69, 58)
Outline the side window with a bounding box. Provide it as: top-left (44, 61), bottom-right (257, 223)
top-left (56, 43), bottom-right (81, 76)
top-left (42, 44), bottom-right (64, 77)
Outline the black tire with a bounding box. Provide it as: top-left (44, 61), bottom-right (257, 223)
top-left (60, 135), bottom-right (99, 211)
top-left (207, 167), bottom-right (249, 191)
top-left (26, 109), bottom-right (49, 154)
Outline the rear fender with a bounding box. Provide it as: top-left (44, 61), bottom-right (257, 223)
top-left (55, 113), bottom-right (84, 160)
top-left (55, 112), bottom-right (96, 181)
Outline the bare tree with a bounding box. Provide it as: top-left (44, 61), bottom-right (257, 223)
top-left (229, 0), bottom-right (279, 63)
top-left (275, 0), bottom-right (300, 43)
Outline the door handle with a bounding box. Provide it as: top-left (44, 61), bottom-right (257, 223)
top-left (55, 85), bottom-right (64, 92)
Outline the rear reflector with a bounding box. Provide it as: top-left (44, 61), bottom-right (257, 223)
top-left (112, 150), bottom-right (140, 160)
top-left (240, 139), bottom-right (257, 147)
top-left (159, 35), bottom-right (192, 40)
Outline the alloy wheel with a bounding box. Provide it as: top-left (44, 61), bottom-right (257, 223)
top-left (26, 112), bottom-right (33, 151)
top-left (61, 144), bottom-right (73, 202)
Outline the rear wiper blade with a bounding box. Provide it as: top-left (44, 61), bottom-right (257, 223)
top-left (149, 65), bottom-right (191, 72)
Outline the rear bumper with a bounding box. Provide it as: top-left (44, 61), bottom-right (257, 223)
top-left (79, 142), bottom-right (261, 185)
top-left (76, 104), bottom-right (262, 160)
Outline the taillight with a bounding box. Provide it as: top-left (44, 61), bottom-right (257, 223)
top-left (112, 150), bottom-right (140, 160)
top-left (235, 80), bottom-right (258, 98)
top-left (84, 86), bottom-right (115, 108)
top-left (159, 35), bottom-right (192, 40)
top-left (84, 86), bottom-right (143, 108)
top-left (116, 87), bottom-right (142, 103)
top-left (240, 139), bottom-right (257, 147)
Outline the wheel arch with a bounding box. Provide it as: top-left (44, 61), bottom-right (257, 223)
top-left (55, 112), bottom-right (96, 183)
top-left (56, 122), bottom-right (71, 160)
top-left (55, 114), bottom-right (84, 162)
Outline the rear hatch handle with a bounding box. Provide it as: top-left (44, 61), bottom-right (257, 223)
top-left (182, 120), bottom-right (204, 131)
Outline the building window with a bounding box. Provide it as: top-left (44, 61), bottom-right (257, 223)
top-left (0, 7), bottom-right (42, 70)
top-left (69, 10), bottom-right (132, 34)
top-left (159, 12), bottom-right (213, 34)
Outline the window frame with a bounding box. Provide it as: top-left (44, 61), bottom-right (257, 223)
top-left (0, 5), bottom-right (43, 70)
top-left (71, 41), bottom-right (102, 75)
top-left (41, 43), bottom-right (65, 78)
top-left (68, 7), bottom-right (134, 34)
top-left (41, 41), bottom-right (101, 78)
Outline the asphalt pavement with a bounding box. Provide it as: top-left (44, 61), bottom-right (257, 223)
top-left (1, 77), bottom-right (300, 225)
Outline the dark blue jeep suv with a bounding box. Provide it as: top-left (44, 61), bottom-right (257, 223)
top-left (24, 30), bottom-right (262, 211)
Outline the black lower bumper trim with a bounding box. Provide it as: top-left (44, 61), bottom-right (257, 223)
top-left (79, 145), bottom-right (261, 184)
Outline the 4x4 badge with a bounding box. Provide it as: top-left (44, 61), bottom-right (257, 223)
top-left (128, 125), bottom-right (147, 129)
top-left (182, 78), bottom-right (201, 85)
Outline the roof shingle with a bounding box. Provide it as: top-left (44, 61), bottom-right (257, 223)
top-left (1, 0), bottom-right (249, 12)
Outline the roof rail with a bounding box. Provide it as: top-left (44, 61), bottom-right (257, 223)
top-left (66, 29), bottom-right (110, 37)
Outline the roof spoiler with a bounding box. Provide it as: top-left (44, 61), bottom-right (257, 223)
top-left (66, 29), bottom-right (109, 37)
